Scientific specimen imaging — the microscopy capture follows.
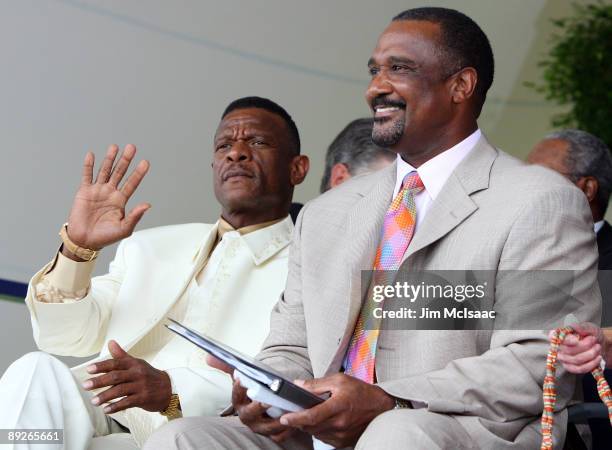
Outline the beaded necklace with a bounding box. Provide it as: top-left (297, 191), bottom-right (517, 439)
top-left (541, 326), bottom-right (612, 449)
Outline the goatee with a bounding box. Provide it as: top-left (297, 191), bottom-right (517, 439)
top-left (372, 117), bottom-right (405, 147)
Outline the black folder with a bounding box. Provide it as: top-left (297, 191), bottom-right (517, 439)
top-left (165, 319), bottom-right (325, 409)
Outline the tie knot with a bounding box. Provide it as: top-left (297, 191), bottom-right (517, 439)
top-left (401, 171), bottom-right (424, 192)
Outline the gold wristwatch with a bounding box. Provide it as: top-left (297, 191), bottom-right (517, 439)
top-left (393, 397), bottom-right (412, 409)
top-left (160, 394), bottom-right (181, 420)
top-left (59, 223), bottom-right (99, 261)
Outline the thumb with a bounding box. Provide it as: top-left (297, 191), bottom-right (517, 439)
top-left (572, 322), bottom-right (600, 339)
top-left (206, 354), bottom-right (234, 376)
top-left (295, 377), bottom-right (332, 395)
top-left (108, 340), bottom-right (128, 359)
top-left (123, 202), bottom-right (151, 231)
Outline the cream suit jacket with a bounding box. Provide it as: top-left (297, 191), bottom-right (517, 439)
top-left (25, 219), bottom-right (293, 418)
top-left (258, 137), bottom-right (601, 449)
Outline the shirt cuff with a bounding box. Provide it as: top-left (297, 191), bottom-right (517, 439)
top-left (167, 371), bottom-right (178, 395)
top-left (44, 250), bottom-right (96, 292)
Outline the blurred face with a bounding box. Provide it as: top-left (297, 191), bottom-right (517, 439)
top-left (366, 20), bottom-right (454, 151)
top-left (528, 138), bottom-right (602, 220)
top-left (213, 108), bottom-right (295, 213)
top-left (527, 139), bottom-right (571, 175)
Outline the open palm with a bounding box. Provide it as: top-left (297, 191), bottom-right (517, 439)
top-left (66, 144), bottom-right (150, 251)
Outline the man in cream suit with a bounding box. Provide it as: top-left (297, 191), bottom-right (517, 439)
top-left (146, 8), bottom-right (600, 450)
top-left (0, 96), bottom-right (309, 449)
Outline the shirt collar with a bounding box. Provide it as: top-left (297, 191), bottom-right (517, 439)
top-left (394, 129), bottom-right (482, 199)
top-left (594, 220), bottom-right (604, 234)
top-left (217, 216), bottom-right (284, 238)
top-left (218, 215), bottom-right (294, 265)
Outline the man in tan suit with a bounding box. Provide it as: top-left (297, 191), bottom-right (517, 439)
top-left (145, 7), bottom-right (600, 450)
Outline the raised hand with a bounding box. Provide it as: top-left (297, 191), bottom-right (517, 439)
top-left (64, 144), bottom-right (150, 256)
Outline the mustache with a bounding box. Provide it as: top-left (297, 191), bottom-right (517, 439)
top-left (371, 96), bottom-right (406, 109)
top-left (222, 164), bottom-right (255, 181)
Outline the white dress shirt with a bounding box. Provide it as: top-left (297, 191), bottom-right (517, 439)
top-left (393, 129), bottom-right (482, 231)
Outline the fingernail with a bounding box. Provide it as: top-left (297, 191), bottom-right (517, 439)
top-left (294, 379), bottom-right (304, 386)
top-left (280, 417), bottom-right (288, 426)
top-left (86, 365), bottom-right (96, 374)
top-left (82, 380), bottom-right (93, 389)
top-left (91, 396), bottom-right (100, 405)
top-left (103, 406), bottom-right (111, 414)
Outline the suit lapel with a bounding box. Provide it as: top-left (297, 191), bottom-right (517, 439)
top-left (151, 224), bottom-right (219, 321)
top-left (346, 165), bottom-right (396, 329)
top-left (99, 224), bottom-right (220, 357)
top-left (321, 165), bottom-right (396, 374)
top-left (402, 137), bottom-right (497, 262)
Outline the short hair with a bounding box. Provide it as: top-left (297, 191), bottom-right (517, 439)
top-left (221, 96), bottom-right (301, 155)
top-left (547, 129), bottom-right (612, 213)
top-left (320, 118), bottom-right (395, 192)
top-left (393, 7), bottom-right (494, 116)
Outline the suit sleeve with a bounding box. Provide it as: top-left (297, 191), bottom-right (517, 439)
top-left (377, 184), bottom-right (601, 421)
top-left (256, 205), bottom-right (314, 382)
top-left (25, 240), bottom-right (127, 357)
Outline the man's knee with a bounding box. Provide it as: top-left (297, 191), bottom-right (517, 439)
top-left (144, 417), bottom-right (219, 450)
top-left (356, 409), bottom-right (473, 450)
top-left (144, 416), bottom-right (305, 450)
top-left (356, 409), bottom-right (430, 449)
top-left (6, 351), bottom-right (64, 374)
top-left (16, 351), bottom-right (54, 364)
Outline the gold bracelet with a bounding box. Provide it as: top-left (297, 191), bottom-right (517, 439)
top-left (59, 223), bottom-right (99, 261)
top-left (160, 394), bottom-right (181, 420)
top-left (393, 397), bottom-right (412, 409)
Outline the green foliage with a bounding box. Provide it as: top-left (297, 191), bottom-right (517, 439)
top-left (528, 1), bottom-right (612, 148)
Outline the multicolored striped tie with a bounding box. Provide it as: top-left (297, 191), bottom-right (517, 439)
top-left (344, 171), bottom-right (424, 383)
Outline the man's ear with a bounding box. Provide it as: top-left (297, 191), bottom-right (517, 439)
top-left (290, 155), bottom-right (310, 186)
top-left (576, 176), bottom-right (599, 204)
top-left (449, 67), bottom-right (477, 104)
top-left (329, 163), bottom-right (352, 189)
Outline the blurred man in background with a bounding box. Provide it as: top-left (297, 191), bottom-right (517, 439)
top-left (320, 117), bottom-right (395, 193)
top-left (528, 129), bottom-right (612, 273)
top-left (0, 96), bottom-right (309, 449)
top-left (289, 117), bottom-right (394, 222)
top-left (529, 129), bottom-right (612, 448)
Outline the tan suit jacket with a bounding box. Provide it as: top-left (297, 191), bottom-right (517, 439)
top-left (258, 136), bottom-right (601, 448)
